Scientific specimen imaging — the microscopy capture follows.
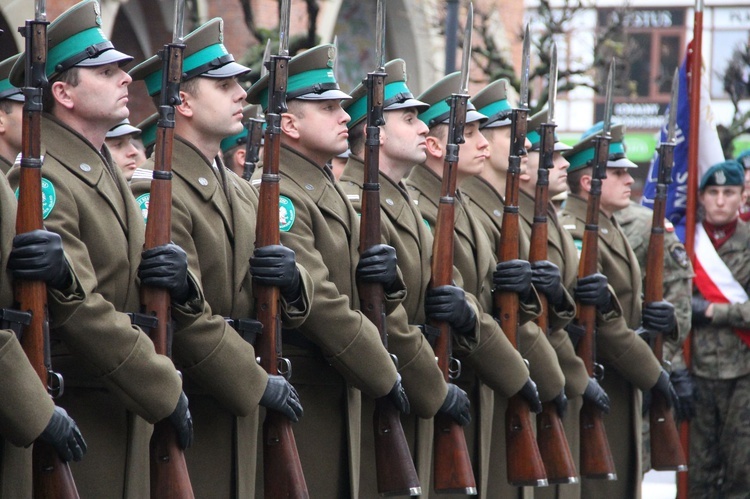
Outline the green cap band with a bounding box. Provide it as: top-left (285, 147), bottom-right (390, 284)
top-left (477, 99), bottom-right (511, 121)
top-left (567, 141), bottom-right (626, 171)
top-left (48, 26), bottom-right (109, 77)
top-left (257, 68), bottom-right (337, 111)
top-left (528, 130), bottom-right (563, 149)
top-left (144, 43), bottom-right (230, 96)
top-left (0, 78), bottom-right (17, 98)
top-left (220, 129), bottom-right (248, 153)
top-left (346, 80), bottom-right (413, 128)
top-left (141, 121), bottom-right (157, 148)
top-left (418, 98), bottom-right (450, 127)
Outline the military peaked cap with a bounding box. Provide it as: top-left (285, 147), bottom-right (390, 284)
top-left (0, 55), bottom-right (23, 102)
top-left (344, 59), bottom-right (428, 129)
top-left (472, 78), bottom-right (513, 129)
top-left (246, 44), bottom-right (350, 111)
top-left (417, 72), bottom-right (486, 128)
top-left (130, 18), bottom-right (250, 96)
top-left (564, 122), bottom-right (637, 173)
top-left (11, 0), bottom-right (132, 86)
top-left (527, 108), bottom-right (573, 152)
top-left (106, 118), bottom-right (141, 139)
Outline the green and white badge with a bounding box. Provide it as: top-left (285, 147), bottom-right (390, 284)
top-left (279, 196), bottom-right (296, 232)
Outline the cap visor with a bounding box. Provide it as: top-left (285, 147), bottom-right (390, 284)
top-left (385, 98), bottom-right (430, 113)
top-left (107, 124), bottom-right (141, 138)
top-left (203, 61), bottom-right (252, 79)
top-left (296, 89), bottom-right (352, 101)
top-left (466, 109), bottom-right (488, 124)
top-left (3, 92), bottom-right (24, 103)
top-left (481, 116), bottom-right (512, 128)
top-left (76, 49), bottom-right (133, 68)
top-left (554, 141), bottom-right (573, 152)
top-left (607, 157), bottom-right (638, 168)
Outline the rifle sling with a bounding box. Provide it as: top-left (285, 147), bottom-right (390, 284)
top-left (224, 317), bottom-right (263, 346)
top-left (0, 308), bottom-right (32, 341)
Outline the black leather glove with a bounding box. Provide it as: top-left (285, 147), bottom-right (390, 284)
top-left (39, 406), bottom-right (87, 462)
top-left (551, 390), bottom-right (568, 419)
top-left (424, 285), bottom-right (476, 336)
top-left (642, 300), bottom-right (677, 334)
top-left (439, 383), bottom-right (471, 426)
top-left (531, 260), bottom-right (565, 306)
top-left (574, 273), bottom-right (612, 312)
top-left (691, 296), bottom-right (712, 326)
top-left (670, 369), bottom-right (695, 421)
top-left (139, 243), bottom-right (190, 303)
top-left (251, 245), bottom-right (301, 302)
top-left (518, 378), bottom-right (542, 414)
top-left (168, 392), bottom-right (193, 450)
top-left (583, 377), bottom-right (610, 414)
top-left (8, 229), bottom-right (71, 290)
top-left (644, 369), bottom-right (681, 417)
top-left (386, 374), bottom-right (410, 415)
top-left (493, 259), bottom-right (532, 299)
top-left (259, 374), bottom-right (304, 422)
top-left (356, 244), bottom-right (399, 292)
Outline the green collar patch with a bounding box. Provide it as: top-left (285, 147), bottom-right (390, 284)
top-left (279, 195), bottom-right (296, 232)
top-left (135, 193), bottom-right (150, 224)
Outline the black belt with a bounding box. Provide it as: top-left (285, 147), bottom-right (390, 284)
top-left (1, 308), bottom-right (32, 341)
top-left (225, 317), bottom-right (263, 346)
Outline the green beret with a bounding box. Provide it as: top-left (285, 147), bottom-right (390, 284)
top-left (246, 44), bottom-right (351, 111)
top-left (11, 0), bottom-right (132, 86)
top-left (136, 113), bottom-right (158, 149)
top-left (563, 123), bottom-right (637, 173)
top-left (735, 149), bottom-right (750, 170)
top-left (0, 55), bottom-right (23, 102)
top-left (220, 104), bottom-right (263, 153)
top-left (417, 72), bottom-right (486, 128)
top-left (699, 160), bottom-right (744, 190)
top-left (471, 79), bottom-right (512, 129)
top-left (343, 59), bottom-right (428, 129)
top-left (527, 108), bottom-right (572, 152)
top-left (130, 18), bottom-right (250, 96)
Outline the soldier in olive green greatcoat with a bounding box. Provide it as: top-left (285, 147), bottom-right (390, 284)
top-left (404, 72), bottom-right (543, 498)
top-left (0, 55), bottom-right (24, 173)
top-left (220, 104), bottom-right (263, 178)
top-left (689, 160), bottom-right (750, 498)
top-left (560, 123), bottom-right (680, 499)
top-left (105, 118), bottom-right (145, 181)
top-left (129, 19), bottom-right (311, 498)
top-left (7, 2), bottom-right (202, 496)
top-left (339, 59), bottom-right (473, 496)
top-left (0, 171), bottom-right (87, 498)
top-left (247, 44), bottom-right (412, 498)
top-left (521, 109), bottom-right (611, 499)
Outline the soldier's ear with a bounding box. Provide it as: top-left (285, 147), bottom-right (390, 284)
top-left (580, 173), bottom-right (593, 194)
top-left (50, 81), bottom-right (75, 111)
top-left (175, 90), bottom-right (194, 119)
top-left (425, 135), bottom-right (443, 159)
top-left (281, 113), bottom-right (301, 140)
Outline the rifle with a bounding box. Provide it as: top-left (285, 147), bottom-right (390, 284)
top-left (574, 61), bottom-right (617, 480)
top-left (15, 2), bottom-right (79, 497)
top-left (242, 114), bottom-right (264, 181)
top-left (429, 5), bottom-right (477, 495)
top-left (529, 43), bottom-right (579, 485)
top-left (645, 68), bottom-right (688, 472)
top-left (494, 25), bottom-right (548, 487)
top-left (140, 2), bottom-right (194, 497)
top-left (356, 0), bottom-right (421, 495)
top-left (254, 1), bottom-right (308, 497)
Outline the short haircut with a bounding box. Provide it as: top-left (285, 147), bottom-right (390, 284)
top-left (286, 99), bottom-right (306, 118)
top-left (0, 99), bottom-right (15, 114)
top-left (567, 166), bottom-right (591, 195)
top-left (43, 67), bottom-right (81, 112)
top-left (428, 123), bottom-right (447, 142)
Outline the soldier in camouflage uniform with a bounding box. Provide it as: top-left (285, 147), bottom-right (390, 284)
top-left (689, 160), bottom-right (750, 498)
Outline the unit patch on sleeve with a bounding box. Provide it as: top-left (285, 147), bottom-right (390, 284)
top-left (279, 195), bottom-right (296, 232)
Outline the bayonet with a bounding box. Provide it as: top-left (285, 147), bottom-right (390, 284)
top-left (332, 35), bottom-right (339, 80)
top-left (602, 60), bottom-right (615, 135)
top-left (547, 43), bottom-right (558, 124)
top-left (666, 67), bottom-right (678, 144)
top-left (279, 0), bottom-right (290, 57)
top-left (375, 0), bottom-right (386, 71)
top-left (35, 0), bottom-right (46, 22)
top-left (172, 0), bottom-right (185, 44)
top-left (458, 3), bottom-right (473, 95)
top-left (260, 39), bottom-right (271, 79)
top-left (520, 23), bottom-right (530, 108)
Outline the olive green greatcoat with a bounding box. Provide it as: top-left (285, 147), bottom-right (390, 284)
top-left (462, 175), bottom-right (572, 497)
top-left (519, 189), bottom-right (590, 499)
top-left (251, 145), bottom-right (402, 498)
top-left (340, 156), bottom-right (465, 497)
top-left (7, 115), bottom-right (196, 499)
top-left (0, 156), bottom-right (12, 175)
top-left (130, 138), bottom-right (312, 498)
top-left (0, 173), bottom-right (55, 498)
top-left (560, 194), bottom-right (662, 499)
top-left (405, 164), bottom-right (530, 498)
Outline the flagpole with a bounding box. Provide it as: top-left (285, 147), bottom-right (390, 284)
top-left (678, 1), bottom-right (703, 497)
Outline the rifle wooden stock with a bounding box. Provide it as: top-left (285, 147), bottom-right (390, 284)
top-left (574, 133), bottom-right (616, 480)
top-left (255, 52), bottom-right (308, 499)
top-left (645, 142), bottom-right (687, 471)
top-left (530, 122), bottom-right (578, 484)
top-left (142, 41), bottom-right (194, 499)
top-left (357, 68), bottom-right (421, 497)
top-left (429, 94), bottom-right (477, 495)
top-left (495, 109), bottom-right (548, 487)
top-left (15, 14), bottom-right (80, 498)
